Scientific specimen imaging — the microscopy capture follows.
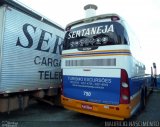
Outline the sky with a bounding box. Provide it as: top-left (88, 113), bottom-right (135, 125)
top-left (17, 0), bottom-right (160, 74)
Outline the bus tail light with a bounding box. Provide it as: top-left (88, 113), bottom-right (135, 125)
top-left (120, 69), bottom-right (130, 104)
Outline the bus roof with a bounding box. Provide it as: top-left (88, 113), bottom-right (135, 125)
top-left (66, 13), bottom-right (123, 30)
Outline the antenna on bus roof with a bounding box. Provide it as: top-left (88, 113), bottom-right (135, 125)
top-left (84, 4), bottom-right (97, 18)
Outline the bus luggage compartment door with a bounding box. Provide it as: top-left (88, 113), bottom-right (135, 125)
top-left (63, 68), bottom-right (121, 105)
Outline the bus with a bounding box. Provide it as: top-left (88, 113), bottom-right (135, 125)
top-left (61, 13), bottom-right (151, 120)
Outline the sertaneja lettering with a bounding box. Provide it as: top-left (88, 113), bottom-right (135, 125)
top-left (68, 24), bottom-right (114, 39)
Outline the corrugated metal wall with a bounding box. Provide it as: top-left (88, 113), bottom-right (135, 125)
top-left (0, 6), bottom-right (5, 92)
top-left (0, 6), bottom-right (64, 93)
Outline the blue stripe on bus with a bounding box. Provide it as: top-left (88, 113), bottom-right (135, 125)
top-left (129, 77), bottom-right (145, 96)
top-left (63, 75), bottom-right (120, 105)
top-left (63, 75), bottom-right (145, 105)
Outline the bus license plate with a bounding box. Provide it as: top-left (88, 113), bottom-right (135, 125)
top-left (81, 104), bottom-right (93, 110)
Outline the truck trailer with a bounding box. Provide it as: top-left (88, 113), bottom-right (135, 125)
top-left (0, 0), bottom-right (64, 112)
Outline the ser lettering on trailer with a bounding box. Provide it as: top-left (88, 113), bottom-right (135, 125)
top-left (16, 23), bottom-right (63, 80)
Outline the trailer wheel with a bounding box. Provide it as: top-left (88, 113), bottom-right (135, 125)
top-left (140, 89), bottom-right (146, 110)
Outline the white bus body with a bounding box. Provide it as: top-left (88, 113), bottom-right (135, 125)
top-left (61, 14), bottom-right (150, 120)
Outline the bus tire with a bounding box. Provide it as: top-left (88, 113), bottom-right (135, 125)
top-left (140, 89), bottom-right (146, 110)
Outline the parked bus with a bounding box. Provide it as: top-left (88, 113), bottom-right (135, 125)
top-left (61, 12), bottom-right (151, 120)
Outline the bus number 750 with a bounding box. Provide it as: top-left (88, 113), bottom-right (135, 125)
top-left (83, 91), bottom-right (91, 96)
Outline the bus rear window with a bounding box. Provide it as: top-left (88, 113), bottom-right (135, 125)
top-left (63, 22), bottom-right (128, 50)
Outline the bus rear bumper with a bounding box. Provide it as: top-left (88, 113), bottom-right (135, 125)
top-left (61, 95), bottom-right (131, 120)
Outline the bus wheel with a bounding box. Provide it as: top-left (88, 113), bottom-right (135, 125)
top-left (140, 89), bottom-right (146, 110)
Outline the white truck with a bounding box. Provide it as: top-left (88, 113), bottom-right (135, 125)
top-left (0, 0), bottom-right (64, 112)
